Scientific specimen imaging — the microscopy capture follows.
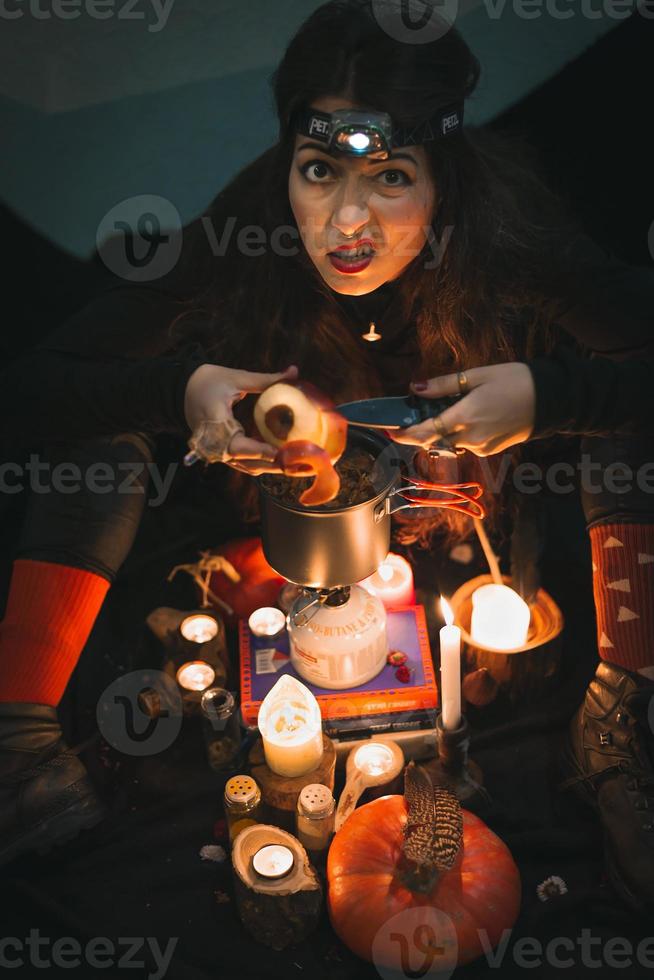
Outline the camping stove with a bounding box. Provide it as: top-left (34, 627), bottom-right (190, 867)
top-left (286, 584), bottom-right (388, 690)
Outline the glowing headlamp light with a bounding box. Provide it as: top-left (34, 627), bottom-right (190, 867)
top-left (295, 104), bottom-right (463, 160)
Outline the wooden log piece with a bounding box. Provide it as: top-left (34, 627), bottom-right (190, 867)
top-left (249, 734), bottom-right (336, 832)
top-left (231, 824), bottom-right (322, 950)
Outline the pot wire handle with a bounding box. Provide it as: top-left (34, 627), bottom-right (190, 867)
top-left (399, 476), bottom-right (486, 520)
top-left (291, 592), bottom-right (330, 628)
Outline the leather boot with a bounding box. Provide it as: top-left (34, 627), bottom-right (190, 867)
top-left (0, 702), bottom-right (107, 868)
top-left (560, 661), bottom-right (654, 911)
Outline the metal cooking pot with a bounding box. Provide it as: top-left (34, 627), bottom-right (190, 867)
top-left (258, 428), bottom-right (454, 589)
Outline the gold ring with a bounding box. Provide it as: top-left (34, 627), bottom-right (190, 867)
top-left (457, 371), bottom-right (469, 396)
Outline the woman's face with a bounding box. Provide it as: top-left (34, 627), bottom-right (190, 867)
top-left (288, 96), bottom-right (437, 296)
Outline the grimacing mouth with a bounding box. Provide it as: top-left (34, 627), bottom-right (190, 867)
top-left (327, 243), bottom-right (377, 259)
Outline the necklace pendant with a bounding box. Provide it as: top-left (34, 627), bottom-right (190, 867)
top-left (362, 321), bottom-right (382, 343)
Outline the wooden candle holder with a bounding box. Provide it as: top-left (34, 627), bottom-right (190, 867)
top-left (144, 606), bottom-right (228, 715)
top-left (450, 574), bottom-right (564, 705)
top-left (248, 735), bottom-right (336, 833)
top-left (231, 824), bottom-right (322, 950)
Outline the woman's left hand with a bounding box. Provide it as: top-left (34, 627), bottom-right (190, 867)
top-left (391, 362), bottom-right (536, 457)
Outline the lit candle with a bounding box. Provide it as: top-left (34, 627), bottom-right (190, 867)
top-left (248, 606), bottom-right (287, 638)
top-left (353, 742), bottom-right (396, 777)
top-left (176, 660), bottom-right (216, 692)
top-left (257, 675), bottom-right (323, 778)
top-left (359, 553), bottom-right (415, 610)
top-left (252, 844), bottom-right (294, 880)
top-left (335, 739), bottom-right (404, 831)
top-left (470, 584), bottom-right (530, 651)
top-left (439, 597), bottom-right (461, 731)
top-left (180, 613), bottom-right (219, 644)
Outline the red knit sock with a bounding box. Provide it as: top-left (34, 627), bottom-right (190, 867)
top-left (0, 559), bottom-right (110, 706)
top-left (590, 523), bottom-right (654, 672)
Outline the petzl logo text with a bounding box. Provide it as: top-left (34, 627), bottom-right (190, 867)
top-left (441, 112), bottom-right (460, 134)
top-left (309, 116), bottom-right (330, 138)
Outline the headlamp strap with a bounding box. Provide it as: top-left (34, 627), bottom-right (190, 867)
top-left (295, 103), bottom-right (464, 149)
top-left (393, 104), bottom-right (463, 145)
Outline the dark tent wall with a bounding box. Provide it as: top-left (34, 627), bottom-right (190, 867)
top-left (0, 0), bottom-right (638, 258)
top-left (492, 13), bottom-right (653, 266)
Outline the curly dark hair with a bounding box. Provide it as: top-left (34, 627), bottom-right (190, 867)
top-left (171, 0), bottom-right (581, 548)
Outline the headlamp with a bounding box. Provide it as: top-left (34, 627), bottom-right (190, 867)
top-left (295, 103), bottom-right (463, 160)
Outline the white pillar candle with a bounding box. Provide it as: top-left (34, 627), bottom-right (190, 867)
top-left (176, 661), bottom-right (216, 692)
top-left (470, 584), bottom-right (530, 651)
top-left (248, 606), bottom-right (286, 638)
top-left (439, 597), bottom-right (461, 731)
top-left (252, 844), bottom-right (294, 879)
top-left (359, 553), bottom-right (415, 610)
top-left (179, 614), bottom-right (219, 644)
top-left (257, 675), bottom-right (323, 777)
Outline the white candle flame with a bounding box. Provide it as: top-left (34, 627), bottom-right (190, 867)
top-left (440, 596), bottom-right (454, 627)
top-left (470, 584), bottom-right (530, 650)
top-left (378, 563), bottom-right (394, 583)
top-left (354, 742), bottom-right (394, 776)
top-left (180, 614), bottom-right (219, 644)
top-left (176, 661), bottom-right (216, 692)
top-left (248, 606), bottom-right (286, 637)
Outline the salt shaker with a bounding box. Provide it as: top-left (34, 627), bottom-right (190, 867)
top-left (296, 783), bottom-right (335, 860)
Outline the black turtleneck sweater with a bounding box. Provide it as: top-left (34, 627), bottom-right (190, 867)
top-left (1, 229), bottom-right (652, 445)
top-left (333, 282), bottom-right (423, 397)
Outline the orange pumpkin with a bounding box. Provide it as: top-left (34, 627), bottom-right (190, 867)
top-left (205, 537), bottom-right (286, 626)
top-left (327, 793), bottom-right (521, 971)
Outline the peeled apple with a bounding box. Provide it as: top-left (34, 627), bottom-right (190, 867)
top-left (254, 381), bottom-right (348, 506)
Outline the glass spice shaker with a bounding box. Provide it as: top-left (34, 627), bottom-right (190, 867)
top-left (224, 775), bottom-right (262, 845)
top-left (296, 783), bottom-right (335, 860)
top-left (200, 687), bottom-right (241, 772)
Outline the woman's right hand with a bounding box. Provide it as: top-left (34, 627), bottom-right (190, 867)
top-left (184, 363), bottom-right (299, 475)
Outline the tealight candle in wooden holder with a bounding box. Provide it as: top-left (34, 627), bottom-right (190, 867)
top-left (248, 606), bottom-right (286, 638)
top-left (231, 824), bottom-right (322, 950)
top-left (145, 606), bottom-right (228, 716)
top-left (176, 660), bottom-right (216, 711)
top-left (249, 735), bottom-right (337, 833)
top-left (450, 574), bottom-right (564, 705)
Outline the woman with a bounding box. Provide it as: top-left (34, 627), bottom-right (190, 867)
top-left (1, 0), bottom-right (652, 909)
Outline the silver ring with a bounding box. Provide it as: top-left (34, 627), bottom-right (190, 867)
top-left (428, 438), bottom-right (456, 457)
top-left (428, 415), bottom-right (457, 456)
top-left (186, 418), bottom-right (245, 464)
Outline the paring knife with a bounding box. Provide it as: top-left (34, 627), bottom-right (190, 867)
top-left (336, 394), bottom-right (459, 430)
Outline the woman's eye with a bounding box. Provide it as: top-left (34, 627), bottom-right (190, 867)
top-left (300, 160), bottom-right (333, 182)
top-left (378, 170), bottom-right (411, 187)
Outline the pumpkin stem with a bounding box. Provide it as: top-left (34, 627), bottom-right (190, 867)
top-left (402, 762), bottom-right (463, 878)
top-left (398, 856), bottom-right (441, 895)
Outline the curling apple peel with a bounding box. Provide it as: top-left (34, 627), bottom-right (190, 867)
top-left (254, 381), bottom-right (347, 505)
